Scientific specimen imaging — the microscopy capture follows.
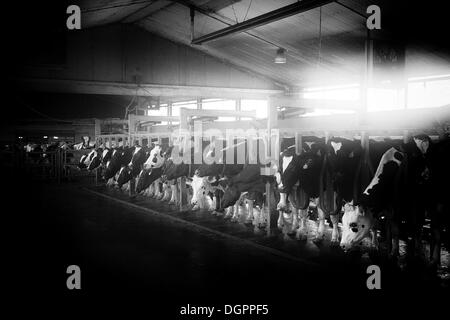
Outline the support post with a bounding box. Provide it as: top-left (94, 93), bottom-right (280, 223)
top-left (360, 29), bottom-right (372, 125)
top-left (190, 7), bottom-right (195, 42)
top-left (236, 98), bottom-right (241, 121)
top-left (265, 181), bottom-right (271, 236)
top-left (403, 130), bottom-right (410, 144)
top-left (264, 98), bottom-right (279, 236)
top-left (179, 177), bottom-right (186, 211)
top-left (129, 178), bottom-right (135, 197)
top-left (295, 132), bottom-right (303, 155)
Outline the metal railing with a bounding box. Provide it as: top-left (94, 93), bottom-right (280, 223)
top-left (0, 148), bottom-right (96, 183)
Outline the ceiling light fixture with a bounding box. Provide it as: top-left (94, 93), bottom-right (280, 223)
top-left (274, 48), bottom-right (287, 64)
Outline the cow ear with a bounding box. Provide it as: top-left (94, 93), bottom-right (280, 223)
top-left (357, 205), bottom-right (365, 216)
top-left (208, 176), bottom-right (217, 183)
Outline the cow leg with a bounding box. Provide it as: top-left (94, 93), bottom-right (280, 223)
top-left (391, 221), bottom-right (399, 257)
top-left (153, 180), bottom-right (159, 198)
top-left (315, 198), bottom-right (326, 241)
top-left (385, 209), bottom-right (399, 258)
top-left (429, 203), bottom-right (442, 266)
top-left (277, 192), bottom-right (287, 211)
top-left (296, 209), bottom-right (308, 241)
top-left (186, 186), bottom-right (193, 208)
top-left (231, 203), bottom-right (240, 222)
top-left (277, 210), bottom-right (284, 229)
top-left (330, 214), bottom-right (340, 244)
top-left (154, 179), bottom-right (163, 199)
top-left (282, 211), bottom-right (293, 241)
top-left (206, 194), bottom-right (215, 212)
top-left (289, 204), bottom-right (299, 235)
top-left (213, 191), bottom-right (224, 216)
top-left (151, 180), bottom-right (158, 198)
top-left (252, 206), bottom-right (263, 234)
top-left (169, 183), bottom-right (178, 204)
top-left (238, 202), bottom-right (247, 222)
top-left (208, 194), bottom-right (216, 212)
top-left (106, 177), bottom-right (115, 187)
top-left (410, 204), bottom-right (425, 259)
top-left (211, 196), bottom-right (218, 214)
top-left (370, 228), bottom-right (379, 250)
top-left (385, 210), bottom-right (393, 256)
top-left (162, 183), bottom-right (171, 201)
top-left (158, 181), bottom-right (166, 200)
top-left (224, 206), bottom-right (233, 219)
top-left (246, 200), bottom-right (254, 224)
top-left (148, 182), bottom-right (155, 197)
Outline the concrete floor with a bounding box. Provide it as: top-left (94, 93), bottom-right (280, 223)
top-left (6, 175), bottom-right (448, 315)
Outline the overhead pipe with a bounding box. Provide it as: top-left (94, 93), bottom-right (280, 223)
top-left (191, 0), bottom-right (334, 45)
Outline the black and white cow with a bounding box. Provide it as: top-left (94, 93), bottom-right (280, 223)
top-left (104, 146), bottom-right (135, 186)
top-left (400, 133), bottom-right (449, 265)
top-left (276, 138), bottom-right (332, 241)
top-left (192, 140), bottom-right (245, 212)
top-left (219, 162), bottom-right (277, 227)
top-left (78, 148), bottom-right (97, 169)
top-left (117, 145), bottom-right (150, 189)
top-left (136, 144), bottom-right (172, 199)
top-left (87, 148), bottom-right (104, 171)
top-left (340, 146), bottom-right (406, 253)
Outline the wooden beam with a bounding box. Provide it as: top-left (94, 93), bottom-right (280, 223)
top-left (17, 78), bottom-right (282, 99)
top-left (270, 96), bottom-right (360, 110)
top-left (129, 114), bottom-right (179, 123)
top-left (276, 105), bottom-right (450, 135)
top-left (121, 0), bottom-right (173, 23)
top-left (180, 108), bottom-right (257, 118)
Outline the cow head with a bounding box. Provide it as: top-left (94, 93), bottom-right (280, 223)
top-left (340, 202), bottom-right (374, 251)
top-left (117, 166), bottom-right (132, 188)
top-left (129, 146), bottom-right (149, 176)
top-left (87, 148), bottom-right (103, 171)
top-left (220, 184), bottom-right (241, 209)
top-left (136, 168), bottom-right (150, 193)
top-left (101, 148), bottom-right (112, 165)
top-left (278, 151), bottom-right (300, 193)
top-left (413, 134), bottom-right (430, 154)
top-left (188, 175), bottom-right (214, 210)
top-left (104, 149), bottom-right (121, 180)
top-left (144, 145), bottom-right (165, 169)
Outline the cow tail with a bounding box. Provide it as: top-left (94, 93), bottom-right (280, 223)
top-left (297, 187), bottom-right (309, 210)
top-left (394, 151), bottom-right (409, 222)
top-left (353, 148), bottom-right (374, 205)
top-left (319, 154), bottom-right (335, 215)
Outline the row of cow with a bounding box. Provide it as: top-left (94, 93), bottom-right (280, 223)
top-left (80, 133), bottom-right (449, 267)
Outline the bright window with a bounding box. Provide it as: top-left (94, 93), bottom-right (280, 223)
top-left (303, 84), bottom-right (359, 101)
top-left (241, 99), bottom-right (268, 119)
top-left (367, 88), bottom-right (405, 112)
top-left (408, 78), bottom-right (450, 109)
top-left (146, 106), bottom-right (168, 116)
top-left (172, 100), bottom-right (197, 116)
top-left (202, 99), bottom-right (235, 110)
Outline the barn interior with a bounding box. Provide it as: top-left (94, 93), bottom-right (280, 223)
top-left (4, 0), bottom-right (450, 314)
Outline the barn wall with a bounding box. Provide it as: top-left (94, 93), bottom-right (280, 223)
top-left (18, 24), bottom-right (277, 90)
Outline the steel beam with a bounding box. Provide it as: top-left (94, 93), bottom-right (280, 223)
top-left (17, 78), bottom-right (283, 99)
top-left (191, 0), bottom-right (334, 45)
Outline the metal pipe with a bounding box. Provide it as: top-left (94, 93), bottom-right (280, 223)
top-left (191, 0), bottom-right (334, 45)
top-left (190, 7), bottom-right (195, 42)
